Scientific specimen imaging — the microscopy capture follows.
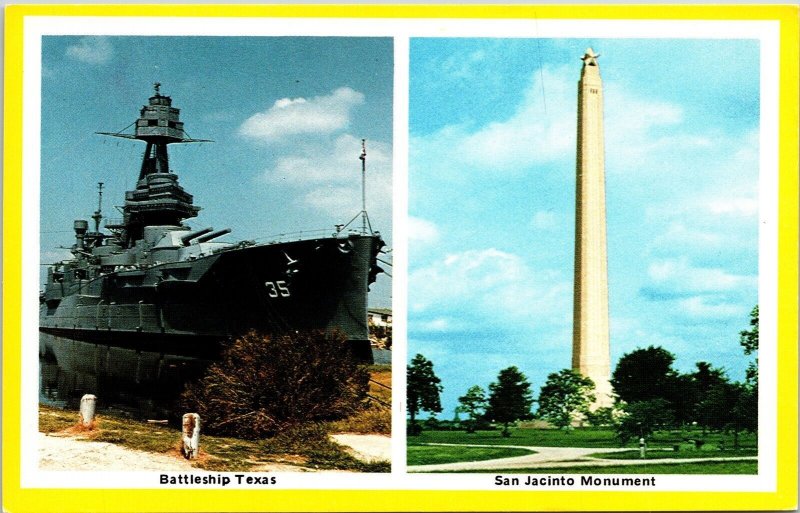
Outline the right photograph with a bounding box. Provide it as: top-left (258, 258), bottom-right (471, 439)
top-left (407, 38), bottom-right (759, 474)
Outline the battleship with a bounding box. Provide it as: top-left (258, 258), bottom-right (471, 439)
top-left (40, 85), bottom-right (385, 367)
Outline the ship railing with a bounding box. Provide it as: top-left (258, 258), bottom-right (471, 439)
top-left (251, 228), bottom-right (343, 244)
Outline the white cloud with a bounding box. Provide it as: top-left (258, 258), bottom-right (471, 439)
top-left (441, 49), bottom-right (488, 80)
top-left (641, 128), bottom-right (758, 265)
top-left (239, 87), bottom-right (364, 142)
top-left (408, 216), bottom-right (440, 245)
top-left (409, 248), bottom-right (571, 328)
top-left (418, 318), bottom-right (451, 332)
top-left (411, 65), bottom-right (698, 179)
top-left (258, 134), bottom-right (392, 226)
top-left (65, 37), bottom-right (113, 65)
top-left (706, 198), bottom-right (758, 217)
top-left (411, 67), bottom-right (576, 175)
top-left (678, 296), bottom-right (746, 320)
top-left (649, 223), bottom-right (726, 254)
top-left (604, 98), bottom-right (685, 171)
top-left (640, 256), bottom-right (756, 323)
top-left (646, 257), bottom-right (756, 295)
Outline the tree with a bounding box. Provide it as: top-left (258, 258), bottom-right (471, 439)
top-left (699, 381), bottom-right (754, 449)
top-left (692, 361), bottom-right (729, 395)
top-left (615, 398), bottom-right (674, 444)
top-left (536, 369), bottom-right (595, 430)
top-left (486, 366), bottom-right (534, 437)
top-left (692, 362), bottom-right (729, 433)
top-left (457, 385), bottom-right (488, 433)
top-left (740, 305), bottom-right (758, 387)
top-left (662, 372), bottom-right (699, 426)
top-left (611, 346), bottom-right (678, 404)
top-left (740, 305), bottom-right (759, 354)
top-left (181, 330), bottom-right (368, 439)
top-left (585, 406), bottom-right (616, 427)
top-left (406, 354), bottom-right (443, 435)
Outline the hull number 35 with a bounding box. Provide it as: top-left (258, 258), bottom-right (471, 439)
top-left (265, 280), bottom-right (291, 298)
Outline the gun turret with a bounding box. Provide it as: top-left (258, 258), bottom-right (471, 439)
top-left (180, 227), bottom-right (214, 245)
top-left (195, 228), bottom-right (231, 243)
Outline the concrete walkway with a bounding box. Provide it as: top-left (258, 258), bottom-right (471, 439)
top-left (407, 443), bottom-right (757, 472)
top-left (330, 434), bottom-right (391, 463)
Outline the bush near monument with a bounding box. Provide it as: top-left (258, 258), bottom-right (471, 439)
top-left (181, 330), bottom-right (369, 440)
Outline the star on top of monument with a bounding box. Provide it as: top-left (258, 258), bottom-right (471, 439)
top-left (581, 47), bottom-right (600, 67)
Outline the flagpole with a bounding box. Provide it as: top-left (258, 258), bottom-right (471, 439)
top-left (360, 139), bottom-right (367, 235)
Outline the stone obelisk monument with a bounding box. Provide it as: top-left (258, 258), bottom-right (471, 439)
top-left (572, 48), bottom-right (613, 408)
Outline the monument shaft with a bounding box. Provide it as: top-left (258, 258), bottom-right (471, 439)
top-left (572, 49), bottom-right (613, 408)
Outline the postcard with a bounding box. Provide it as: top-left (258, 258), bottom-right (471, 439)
top-left (3, 4), bottom-right (797, 512)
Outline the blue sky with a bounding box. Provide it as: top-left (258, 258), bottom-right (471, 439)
top-left (39, 36), bottom-right (393, 307)
top-left (408, 38), bottom-right (759, 418)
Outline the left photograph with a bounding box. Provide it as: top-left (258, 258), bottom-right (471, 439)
top-left (38, 36), bottom-right (393, 472)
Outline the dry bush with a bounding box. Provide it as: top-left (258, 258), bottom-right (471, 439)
top-left (328, 404), bottom-right (391, 434)
top-left (181, 330), bottom-right (369, 439)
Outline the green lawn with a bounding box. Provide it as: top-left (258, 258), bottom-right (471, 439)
top-left (441, 460), bottom-right (757, 474)
top-left (408, 427), bottom-right (757, 450)
top-left (408, 445), bottom-right (534, 466)
top-left (589, 448), bottom-right (758, 460)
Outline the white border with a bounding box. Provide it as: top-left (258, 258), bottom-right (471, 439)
top-left (22, 15), bottom-right (779, 492)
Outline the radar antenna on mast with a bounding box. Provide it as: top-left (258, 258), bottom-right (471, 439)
top-left (92, 182), bottom-right (104, 232)
top-left (360, 139), bottom-right (370, 235)
top-left (339, 138), bottom-right (373, 235)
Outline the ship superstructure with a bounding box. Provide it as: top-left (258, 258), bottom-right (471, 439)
top-left (40, 85), bottom-right (384, 361)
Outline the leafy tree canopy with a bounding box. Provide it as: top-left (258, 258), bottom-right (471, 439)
top-left (615, 398), bottom-right (674, 444)
top-left (457, 385), bottom-right (488, 433)
top-left (740, 305), bottom-right (759, 387)
top-left (407, 354), bottom-right (443, 433)
top-left (740, 305), bottom-right (759, 355)
top-left (536, 369), bottom-right (595, 430)
top-left (486, 366), bottom-right (534, 436)
top-left (611, 345), bottom-right (677, 404)
top-left (692, 361), bottom-right (729, 395)
top-left (698, 381), bottom-right (757, 448)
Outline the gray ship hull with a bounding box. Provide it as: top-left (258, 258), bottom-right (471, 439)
top-left (40, 233), bottom-right (382, 361)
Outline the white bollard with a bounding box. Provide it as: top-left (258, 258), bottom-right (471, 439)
top-left (79, 394), bottom-right (97, 427)
top-left (182, 413), bottom-right (201, 459)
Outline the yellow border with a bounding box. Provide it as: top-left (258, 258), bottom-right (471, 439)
top-left (3, 4), bottom-right (798, 512)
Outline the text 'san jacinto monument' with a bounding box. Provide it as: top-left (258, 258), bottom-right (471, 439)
top-left (572, 48), bottom-right (613, 408)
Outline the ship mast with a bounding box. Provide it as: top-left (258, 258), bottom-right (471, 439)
top-left (360, 139), bottom-right (368, 235)
top-left (342, 139), bottom-right (373, 235)
top-left (92, 182), bottom-right (104, 232)
top-left (97, 83), bottom-right (211, 246)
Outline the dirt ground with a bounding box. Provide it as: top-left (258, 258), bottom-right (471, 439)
top-left (39, 432), bottom-right (199, 471)
top-left (39, 432), bottom-right (390, 471)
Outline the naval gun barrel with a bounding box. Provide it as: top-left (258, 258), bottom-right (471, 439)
top-left (195, 228), bottom-right (231, 243)
top-left (180, 227), bottom-right (214, 245)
